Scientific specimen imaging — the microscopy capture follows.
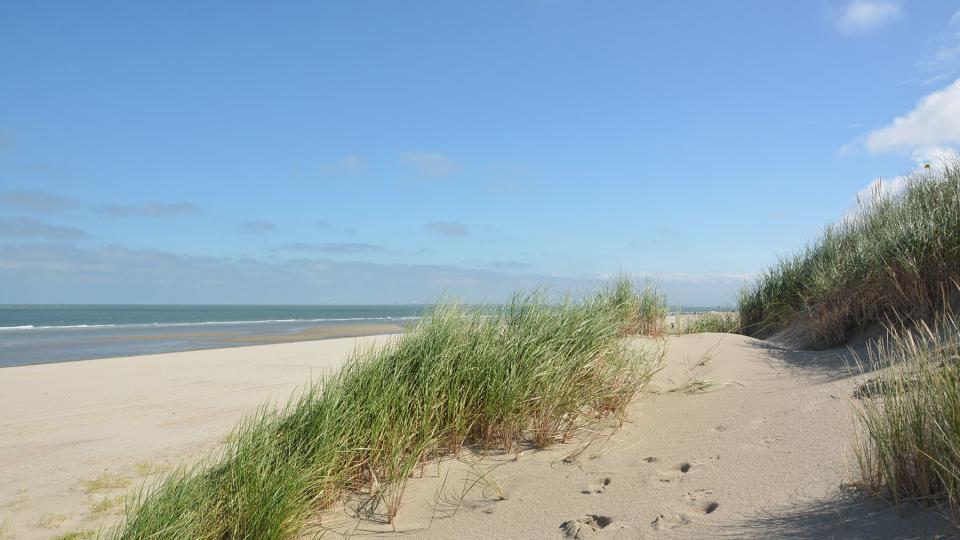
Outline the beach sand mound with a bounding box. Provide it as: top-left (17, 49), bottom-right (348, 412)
top-left (318, 333), bottom-right (954, 538)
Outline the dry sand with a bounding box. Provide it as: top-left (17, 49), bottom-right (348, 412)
top-left (1, 333), bottom-right (956, 538)
top-left (0, 335), bottom-right (395, 539)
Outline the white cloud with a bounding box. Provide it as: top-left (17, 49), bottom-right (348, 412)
top-left (401, 151), bottom-right (458, 178)
top-left (847, 78), bottom-right (960, 219)
top-left (837, 1), bottom-right (901, 33)
top-left (864, 78), bottom-right (960, 157)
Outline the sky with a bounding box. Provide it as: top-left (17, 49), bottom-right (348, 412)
top-left (2, 1), bottom-right (960, 305)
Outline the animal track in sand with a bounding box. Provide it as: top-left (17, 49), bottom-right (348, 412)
top-left (651, 495), bottom-right (719, 530)
top-left (656, 462), bottom-right (693, 484)
top-left (760, 434), bottom-right (784, 445)
top-left (682, 488), bottom-right (714, 501)
top-left (560, 514), bottom-right (613, 538)
top-left (581, 477), bottom-right (612, 495)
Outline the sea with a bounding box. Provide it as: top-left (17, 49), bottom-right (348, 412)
top-left (0, 305), bottom-right (426, 367)
top-left (0, 304), bottom-right (732, 368)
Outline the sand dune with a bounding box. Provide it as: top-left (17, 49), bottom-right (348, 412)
top-left (0, 333), bottom-right (955, 538)
top-left (318, 333), bottom-right (954, 538)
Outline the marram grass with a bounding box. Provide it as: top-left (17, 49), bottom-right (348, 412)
top-left (738, 161), bottom-right (960, 347)
top-left (603, 274), bottom-right (668, 336)
top-left (112, 280), bottom-right (662, 539)
top-left (676, 312), bottom-right (740, 335)
top-left (854, 313), bottom-right (960, 522)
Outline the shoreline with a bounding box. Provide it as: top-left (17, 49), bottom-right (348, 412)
top-left (0, 321), bottom-right (409, 368)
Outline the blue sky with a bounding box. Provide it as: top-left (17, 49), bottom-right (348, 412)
top-left (2, 1), bottom-right (959, 305)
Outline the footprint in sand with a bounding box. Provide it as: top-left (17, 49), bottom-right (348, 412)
top-left (580, 477), bottom-right (612, 495)
top-left (650, 496), bottom-right (719, 530)
top-left (656, 462), bottom-right (693, 484)
top-left (560, 514), bottom-right (613, 538)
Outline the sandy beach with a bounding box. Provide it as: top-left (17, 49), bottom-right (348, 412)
top-left (0, 335), bottom-right (395, 539)
top-left (1, 332), bottom-right (954, 539)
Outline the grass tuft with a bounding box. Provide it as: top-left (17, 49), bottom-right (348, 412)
top-left (112, 285), bottom-right (664, 538)
top-left (602, 274), bottom-right (668, 336)
top-left (853, 312), bottom-right (960, 522)
top-left (676, 312), bottom-right (740, 335)
top-left (81, 473), bottom-right (130, 493)
top-left (132, 461), bottom-right (172, 478)
top-left (738, 161), bottom-right (960, 346)
top-left (89, 495), bottom-right (125, 517)
top-left (51, 531), bottom-right (97, 540)
top-left (36, 512), bottom-right (67, 529)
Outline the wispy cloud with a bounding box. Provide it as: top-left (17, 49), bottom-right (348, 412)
top-left (401, 151), bottom-right (458, 178)
top-left (316, 219), bottom-right (359, 235)
top-left (97, 202), bottom-right (201, 218)
top-left (423, 221), bottom-right (470, 237)
top-left (235, 220), bottom-right (277, 234)
top-left (316, 154), bottom-right (366, 177)
top-left (917, 10), bottom-right (960, 84)
top-left (273, 242), bottom-right (385, 254)
top-left (836, 1), bottom-right (901, 33)
top-left (0, 190), bottom-right (79, 213)
top-left (0, 190), bottom-right (202, 220)
top-left (0, 217), bottom-right (87, 240)
top-left (337, 154), bottom-right (365, 171)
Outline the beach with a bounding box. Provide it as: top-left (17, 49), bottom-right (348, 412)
top-left (2, 332), bottom-right (953, 539)
top-left (0, 335), bottom-right (395, 539)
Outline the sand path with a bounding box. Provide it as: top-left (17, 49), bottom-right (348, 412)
top-left (324, 333), bottom-right (954, 538)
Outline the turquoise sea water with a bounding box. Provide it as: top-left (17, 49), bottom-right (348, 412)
top-left (0, 305), bottom-right (426, 367)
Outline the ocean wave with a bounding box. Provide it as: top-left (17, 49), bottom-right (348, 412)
top-left (0, 316), bottom-right (422, 331)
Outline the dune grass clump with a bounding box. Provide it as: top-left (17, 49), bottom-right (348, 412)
top-left (738, 162), bottom-right (960, 346)
top-left (602, 275), bottom-right (668, 336)
top-left (113, 287), bottom-right (662, 539)
top-left (678, 312), bottom-right (740, 334)
top-left (854, 314), bottom-right (960, 521)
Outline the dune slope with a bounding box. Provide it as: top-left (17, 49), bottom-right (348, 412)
top-left (322, 333), bottom-right (954, 539)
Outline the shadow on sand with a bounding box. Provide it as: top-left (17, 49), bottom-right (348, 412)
top-left (726, 487), bottom-right (955, 539)
top-left (742, 338), bottom-right (864, 382)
